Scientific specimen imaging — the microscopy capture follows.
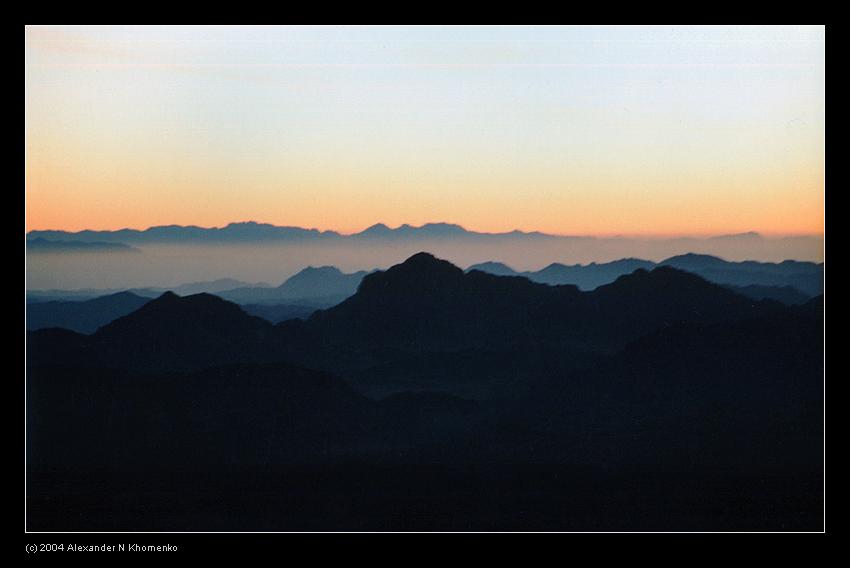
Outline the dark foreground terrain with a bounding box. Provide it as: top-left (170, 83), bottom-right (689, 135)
top-left (26, 253), bottom-right (824, 531)
top-left (28, 467), bottom-right (821, 532)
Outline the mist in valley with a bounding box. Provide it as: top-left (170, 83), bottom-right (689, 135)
top-left (26, 234), bottom-right (823, 291)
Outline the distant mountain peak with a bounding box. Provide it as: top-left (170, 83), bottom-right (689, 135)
top-left (603, 265), bottom-right (713, 291)
top-left (421, 221), bottom-right (466, 231)
top-left (354, 222), bottom-right (469, 238)
top-left (667, 253), bottom-right (724, 261)
top-left (256, 265), bottom-right (370, 300)
top-left (350, 252), bottom-right (464, 300)
top-left (95, 290), bottom-right (269, 343)
top-left (465, 261), bottom-right (518, 276)
top-left (306, 250), bottom-right (785, 356)
top-left (128, 290), bottom-right (242, 315)
top-left (298, 266), bottom-right (344, 275)
top-left (412, 222), bottom-right (468, 237)
top-left (397, 252), bottom-right (461, 271)
top-left (358, 223), bottom-right (393, 236)
top-left (660, 253), bottom-right (729, 269)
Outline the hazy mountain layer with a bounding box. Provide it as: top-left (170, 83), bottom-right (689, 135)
top-left (26, 252), bottom-right (824, 531)
top-left (26, 238), bottom-right (140, 253)
top-left (469, 253), bottom-right (822, 297)
top-left (25, 223), bottom-right (822, 291)
top-left (25, 292), bottom-right (151, 334)
top-left (217, 266), bottom-right (371, 305)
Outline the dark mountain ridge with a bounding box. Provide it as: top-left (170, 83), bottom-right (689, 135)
top-left (26, 291), bottom-right (151, 334)
top-left (32, 222), bottom-right (817, 250)
top-left (723, 283), bottom-right (811, 305)
top-left (29, 253), bottom-right (789, 377)
top-left (27, 221), bottom-right (566, 244)
top-left (469, 252), bottom-right (823, 297)
top-left (660, 253), bottom-right (823, 296)
top-left (307, 253), bottom-right (782, 354)
top-left (26, 251), bottom-right (824, 530)
top-left (27, 292), bottom-right (277, 373)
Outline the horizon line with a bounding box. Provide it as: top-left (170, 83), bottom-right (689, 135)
top-left (24, 220), bottom-right (825, 240)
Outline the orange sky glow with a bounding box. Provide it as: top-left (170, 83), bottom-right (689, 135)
top-left (25, 26), bottom-right (825, 238)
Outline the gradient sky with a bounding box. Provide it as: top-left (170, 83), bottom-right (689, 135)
top-left (25, 25), bottom-right (825, 237)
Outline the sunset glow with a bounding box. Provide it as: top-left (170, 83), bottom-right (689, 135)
top-left (25, 25), bottom-right (825, 237)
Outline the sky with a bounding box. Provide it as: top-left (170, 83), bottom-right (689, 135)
top-left (25, 25), bottom-right (825, 237)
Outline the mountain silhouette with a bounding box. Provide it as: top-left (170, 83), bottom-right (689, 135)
top-left (723, 283), bottom-right (811, 305)
top-left (217, 266), bottom-right (370, 305)
top-left (30, 222), bottom-right (821, 256)
top-left (306, 253), bottom-right (780, 355)
top-left (354, 222), bottom-right (470, 239)
top-left (27, 278), bottom-right (266, 303)
top-left (29, 253), bottom-right (791, 379)
top-left (26, 251), bottom-right (824, 531)
top-left (531, 258), bottom-right (656, 289)
top-left (468, 254), bottom-right (821, 296)
top-left (276, 266), bottom-right (369, 298)
top-left (27, 221), bottom-right (340, 244)
top-left (307, 252), bottom-right (544, 352)
top-left (240, 302), bottom-right (321, 323)
top-left (660, 253), bottom-right (823, 296)
top-left (97, 291), bottom-right (268, 336)
top-left (659, 252), bottom-right (730, 270)
top-left (26, 291), bottom-right (150, 334)
top-left (355, 222), bottom-right (394, 237)
top-left (170, 278), bottom-right (262, 295)
top-left (31, 292), bottom-right (277, 373)
top-left (466, 261), bottom-right (519, 276)
top-left (28, 221), bottom-right (486, 244)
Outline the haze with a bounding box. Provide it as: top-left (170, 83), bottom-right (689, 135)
top-left (24, 233), bottom-right (820, 290)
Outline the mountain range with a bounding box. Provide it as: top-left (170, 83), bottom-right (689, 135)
top-left (27, 222), bottom-right (821, 254)
top-left (29, 252), bottom-right (806, 385)
top-left (468, 253), bottom-right (823, 297)
top-left (29, 265), bottom-right (369, 304)
top-left (468, 258), bottom-right (657, 289)
top-left (25, 266), bottom-right (368, 332)
top-left (27, 278), bottom-right (265, 303)
top-left (25, 291), bottom-right (151, 334)
top-left (29, 251), bottom-right (822, 305)
top-left (27, 221), bottom-right (570, 244)
top-left (26, 251), bottom-right (824, 530)
top-left (26, 253), bottom-right (823, 334)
